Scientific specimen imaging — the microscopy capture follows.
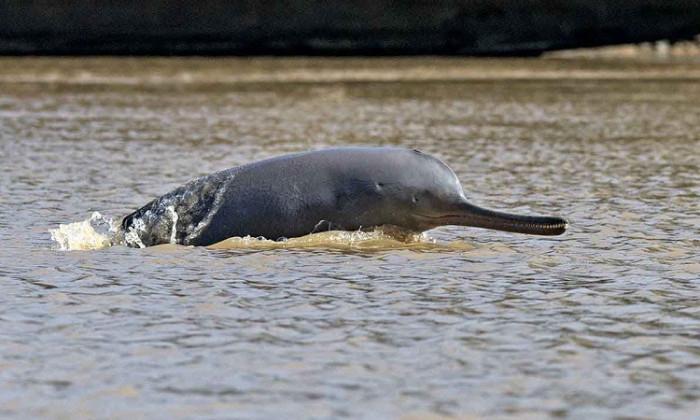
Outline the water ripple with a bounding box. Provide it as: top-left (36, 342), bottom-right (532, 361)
top-left (1, 58), bottom-right (699, 418)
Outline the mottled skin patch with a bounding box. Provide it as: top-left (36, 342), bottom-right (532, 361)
top-left (122, 172), bottom-right (229, 247)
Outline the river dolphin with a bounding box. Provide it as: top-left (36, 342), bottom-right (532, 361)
top-left (121, 147), bottom-right (567, 247)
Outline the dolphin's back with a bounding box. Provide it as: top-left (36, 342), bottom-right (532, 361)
top-left (121, 147), bottom-right (443, 247)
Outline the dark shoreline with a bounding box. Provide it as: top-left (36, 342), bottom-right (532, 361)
top-left (1, 1), bottom-right (699, 56)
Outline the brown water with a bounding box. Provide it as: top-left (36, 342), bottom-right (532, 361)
top-left (1, 57), bottom-right (699, 418)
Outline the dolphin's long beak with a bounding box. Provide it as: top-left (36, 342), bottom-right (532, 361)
top-left (434, 200), bottom-right (568, 236)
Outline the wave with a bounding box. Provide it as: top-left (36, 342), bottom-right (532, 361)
top-left (49, 213), bottom-right (476, 252)
top-left (49, 212), bottom-right (121, 251)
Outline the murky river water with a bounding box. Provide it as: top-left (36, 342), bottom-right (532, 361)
top-left (1, 57), bottom-right (699, 418)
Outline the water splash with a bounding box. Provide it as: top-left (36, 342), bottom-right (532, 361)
top-left (208, 227), bottom-right (428, 251)
top-left (123, 217), bottom-right (146, 248)
top-left (207, 226), bottom-right (475, 252)
top-left (49, 212), bottom-right (121, 251)
top-left (50, 215), bottom-right (471, 252)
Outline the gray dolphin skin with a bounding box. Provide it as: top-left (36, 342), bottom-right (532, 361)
top-left (121, 147), bottom-right (567, 247)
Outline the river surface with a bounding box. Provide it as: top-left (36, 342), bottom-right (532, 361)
top-left (1, 57), bottom-right (699, 418)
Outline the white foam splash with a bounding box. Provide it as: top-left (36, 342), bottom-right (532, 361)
top-left (48, 211), bottom-right (455, 252)
top-left (49, 212), bottom-right (120, 251)
top-left (208, 226), bottom-right (441, 251)
top-left (167, 205), bottom-right (178, 244)
top-left (123, 217), bottom-right (146, 248)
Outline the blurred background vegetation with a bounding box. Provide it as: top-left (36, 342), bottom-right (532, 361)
top-left (1, 0), bottom-right (699, 56)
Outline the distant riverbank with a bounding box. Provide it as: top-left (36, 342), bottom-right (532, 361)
top-left (1, 55), bottom-right (699, 90)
